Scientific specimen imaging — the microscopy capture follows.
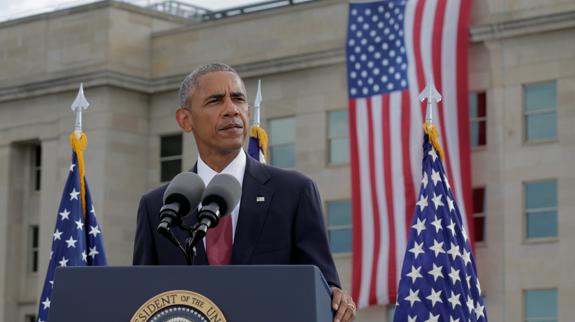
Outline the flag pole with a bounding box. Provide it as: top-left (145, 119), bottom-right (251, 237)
top-left (418, 78), bottom-right (442, 128)
top-left (253, 79), bottom-right (262, 127)
top-left (248, 79), bottom-right (268, 163)
top-left (71, 83), bottom-right (90, 139)
top-left (418, 79), bottom-right (444, 160)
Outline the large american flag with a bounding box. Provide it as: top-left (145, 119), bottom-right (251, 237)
top-left (346, 0), bottom-right (473, 307)
top-left (36, 140), bottom-right (107, 322)
top-left (393, 130), bottom-right (486, 321)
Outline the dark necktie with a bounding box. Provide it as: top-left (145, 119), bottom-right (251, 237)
top-left (206, 215), bottom-right (233, 265)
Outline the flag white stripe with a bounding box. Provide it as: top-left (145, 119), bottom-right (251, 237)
top-left (404, 0), bottom-right (424, 196)
top-left (441, 0), bottom-right (468, 229)
top-left (390, 91), bottom-right (407, 292)
top-left (420, 0), bottom-right (438, 88)
top-left (356, 99), bottom-right (374, 308)
top-left (372, 95), bottom-right (389, 304)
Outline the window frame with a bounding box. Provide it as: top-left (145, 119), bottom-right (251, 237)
top-left (32, 144), bottom-right (41, 192)
top-left (28, 225), bottom-right (39, 274)
top-left (268, 116), bottom-right (296, 169)
top-left (327, 109), bottom-right (350, 166)
top-left (523, 288), bottom-right (558, 322)
top-left (325, 199), bottom-right (353, 255)
top-left (469, 91), bottom-right (487, 149)
top-left (159, 133), bottom-right (183, 183)
top-left (522, 80), bottom-right (558, 144)
top-left (523, 179), bottom-right (558, 243)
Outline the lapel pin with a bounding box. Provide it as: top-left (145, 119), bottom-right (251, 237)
top-left (256, 196), bottom-right (265, 203)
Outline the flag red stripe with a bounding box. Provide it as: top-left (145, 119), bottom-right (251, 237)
top-left (382, 96), bottom-right (397, 302)
top-left (456, 0), bottom-right (475, 249)
top-left (413, 0), bottom-right (427, 119)
top-left (432, 0), bottom-right (456, 196)
top-left (401, 90), bottom-right (416, 236)
top-left (349, 100), bottom-right (363, 302)
top-left (366, 99), bottom-right (382, 305)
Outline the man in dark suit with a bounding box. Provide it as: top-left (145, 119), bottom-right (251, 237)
top-left (133, 63), bottom-right (356, 322)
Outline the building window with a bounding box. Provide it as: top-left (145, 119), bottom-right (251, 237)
top-left (524, 180), bottom-right (557, 239)
top-left (524, 289), bottom-right (557, 322)
top-left (326, 200), bottom-right (352, 253)
top-left (29, 225), bottom-right (39, 273)
top-left (160, 134), bottom-right (182, 182)
top-left (33, 144), bottom-right (41, 191)
top-left (473, 187), bottom-right (486, 242)
top-left (269, 117), bottom-right (295, 168)
top-left (328, 110), bottom-right (350, 165)
top-left (469, 91), bottom-right (487, 147)
top-left (524, 81), bottom-right (557, 142)
top-left (25, 314), bottom-right (36, 322)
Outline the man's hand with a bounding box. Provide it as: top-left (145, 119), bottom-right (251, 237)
top-left (331, 287), bottom-right (356, 322)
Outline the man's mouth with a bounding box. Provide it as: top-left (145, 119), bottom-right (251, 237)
top-left (219, 123), bottom-right (243, 131)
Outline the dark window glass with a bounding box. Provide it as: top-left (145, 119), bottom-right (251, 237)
top-left (30, 225), bottom-right (39, 273)
top-left (161, 159), bottom-right (182, 183)
top-left (33, 144), bottom-right (41, 191)
top-left (160, 134), bottom-right (182, 157)
top-left (472, 187), bottom-right (486, 242)
top-left (160, 134), bottom-right (183, 182)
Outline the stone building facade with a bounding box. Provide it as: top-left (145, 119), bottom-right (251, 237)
top-left (0, 0), bottom-right (573, 321)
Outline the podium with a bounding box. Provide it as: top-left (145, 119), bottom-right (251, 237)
top-left (49, 265), bottom-right (334, 322)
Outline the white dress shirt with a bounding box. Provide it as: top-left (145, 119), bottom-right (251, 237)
top-left (197, 149), bottom-right (246, 243)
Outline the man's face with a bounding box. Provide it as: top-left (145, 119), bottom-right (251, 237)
top-left (180, 71), bottom-right (249, 157)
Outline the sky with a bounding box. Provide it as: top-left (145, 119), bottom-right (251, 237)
top-left (0, 0), bottom-right (269, 21)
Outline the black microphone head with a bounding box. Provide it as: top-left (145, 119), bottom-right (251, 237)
top-left (163, 172), bottom-right (205, 217)
top-left (201, 173), bottom-right (242, 215)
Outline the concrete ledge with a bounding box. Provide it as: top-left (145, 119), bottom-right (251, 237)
top-left (0, 0), bottom-right (191, 28)
top-left (471, 10), bottom-right (575, 42)
top-left (0, 47), bottom-right (345, 102)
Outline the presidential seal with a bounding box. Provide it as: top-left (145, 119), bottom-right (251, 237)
top-left (131, 290), bottom-right (227, 322)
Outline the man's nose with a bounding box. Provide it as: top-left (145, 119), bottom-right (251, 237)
top-left (223, 97), bottom-right (240, 116)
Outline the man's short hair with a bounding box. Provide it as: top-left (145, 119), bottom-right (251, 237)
top-left (178, 63), bottom-right (242, 108)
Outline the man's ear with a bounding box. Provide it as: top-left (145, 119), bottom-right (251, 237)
top-left (175, 107), bottom-right (193, 133)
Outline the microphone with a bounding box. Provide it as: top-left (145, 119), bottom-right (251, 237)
top-left (193, 173), bottom-right (242, 241)
top-left (157, 172), bottom-right (205, 236)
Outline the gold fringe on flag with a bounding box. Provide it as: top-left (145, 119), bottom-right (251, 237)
top-left (423, 123), bottom-right (444, 161)
top-left (69, 132), bottom-right (88, 219)
top-left (250, 125), bottom-right (269, 161)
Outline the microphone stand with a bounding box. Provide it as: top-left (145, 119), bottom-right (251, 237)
top-left (157, 226), bottom-right (193, 265)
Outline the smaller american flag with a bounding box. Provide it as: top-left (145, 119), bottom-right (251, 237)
top-left (247, 80), bottom-right (268, 163)
top-left (36, 138), bottom-right (107, 322)
top-left (394, 127), bottom-right (487, 321)
top-left (248, 125), bottom-right (268, 163)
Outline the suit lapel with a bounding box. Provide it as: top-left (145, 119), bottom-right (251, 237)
top-left (232, 155), bottom-right (272, 264)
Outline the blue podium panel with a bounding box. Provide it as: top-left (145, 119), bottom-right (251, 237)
top-left (49, 265), bottom-right (333, 322)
